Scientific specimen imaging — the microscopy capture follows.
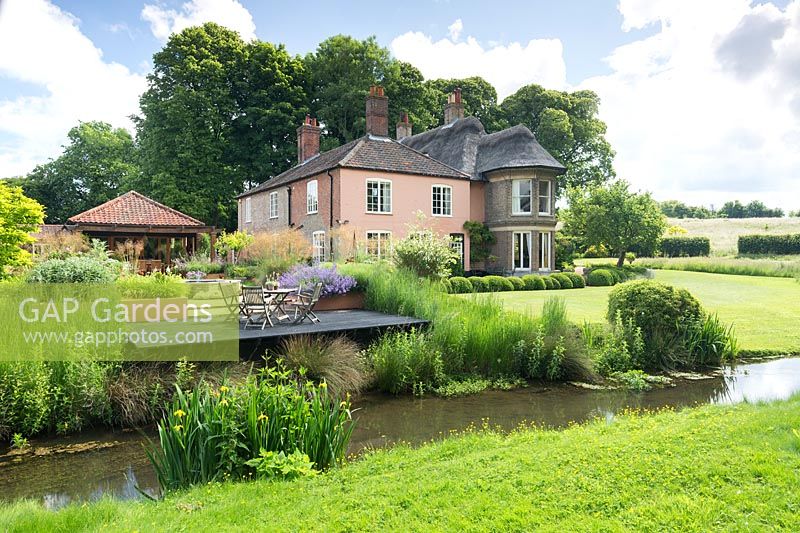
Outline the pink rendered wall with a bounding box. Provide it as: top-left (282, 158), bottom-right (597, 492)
top-left (339, 168), bottom-right (472, 270)
top-left (469, 181), bottom-right (485, 222)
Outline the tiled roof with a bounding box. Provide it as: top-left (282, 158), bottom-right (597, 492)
top-left (238, 135), bottom-right (469, 198)
top-left (68, 191), bottom-right (207, 227)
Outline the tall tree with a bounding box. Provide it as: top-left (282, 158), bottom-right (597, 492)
top-left (383, 61), bottom-right (440, 136)
top-left (425, 77), bottom-right (506, 132)
top-left (305, 35), bottom-right (394, 145)
top-left (0, 182), bottom-right (44, 278)
top-left (231, 41), bottom-right (308, 189)
top-left (22, 121), bottom-right (138, 223)
top-left (563, 181), bottom-right (666, 267)
top-left (501, 84), bottom-right (615, 192)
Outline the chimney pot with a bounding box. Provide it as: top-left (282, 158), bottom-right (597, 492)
top-left (366, 85), bottom-right (389, 137)
top-left (297, 115), bottom-right (321, 163)
top-left (444, 87), bottom-right (465, 124)
top-left (396, 112), bottom-right (412, 140)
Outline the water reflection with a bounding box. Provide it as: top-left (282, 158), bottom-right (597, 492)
top-left (1, 357), bottom-right (799, 509)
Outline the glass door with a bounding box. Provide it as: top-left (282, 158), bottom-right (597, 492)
top-left (539, 232), bottom-right (551, 270)
top-left (513, 231), bottom-right (531, 271)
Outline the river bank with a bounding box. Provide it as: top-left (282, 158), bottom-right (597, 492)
top-left (2, 357), bottom-right (799, 510)
top-left (3, 385), bottom-right (799, 530)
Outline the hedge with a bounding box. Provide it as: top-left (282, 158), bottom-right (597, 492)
top-left (738, 234), bottom-right (800, 255)
top-left (468, 276), bottom-right (487, 293)
top-left (507, 277), bottom-right (525, 290)
top-left (587, 269), bottom-right (615, 286)
top-left (551, 273), bottom-right (573, 289)
top-left (522, 275), bottom-right (546, 290)
top-left (449, 277), bottom-right (473, 294)
top-left (564, 272), bottom-right (585, 288)
top-left (660, 237), bottom-right (711, 257)
top-left (484, 275), bottom-right (515, 292)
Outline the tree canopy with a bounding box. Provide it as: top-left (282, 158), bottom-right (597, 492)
top-left (21, 121), bottom-right (137, 223)
top-left (563, 181), bottom-right (666, 267)
top-left (501, 84), bottom-right (615, 191)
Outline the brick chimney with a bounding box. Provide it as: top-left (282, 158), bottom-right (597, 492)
top-left (444, 88), bottom-right (465, 124)
top-left (396, 113), bottom-right (412, 140)
top-left (297, 115), bottom-right (321, 163)
top-left (365, 85), bottom-right (389, 137)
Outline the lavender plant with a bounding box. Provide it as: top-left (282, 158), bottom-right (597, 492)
top-left (277, 265), bottom-right (357, 297)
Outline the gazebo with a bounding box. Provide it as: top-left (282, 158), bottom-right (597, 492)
top-left (66, 191), bottom-right (216, 272)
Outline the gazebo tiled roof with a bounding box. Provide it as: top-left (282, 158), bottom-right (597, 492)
top-left (68, 191), bottom-right (206, 227)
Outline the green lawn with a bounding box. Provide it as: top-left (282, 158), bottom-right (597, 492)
top-left (478, 270), bottom-right (800, 353)
top-left (3, 396), bottom-right (800, 531)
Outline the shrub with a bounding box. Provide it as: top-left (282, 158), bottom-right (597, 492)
top-left (26, 255), bottom-right (120, 283)
top-left (507, 277), bottom-right (525, 290)
top-left (277, 265), bottom-right (356, 297)
top-left (449, 276), bottom-right (473, 294)
top-left (738, 234), bottom-right (800, 255)
top-left (551, 273), bottom-right (574, 289)
top-left (172, 255), bottom-right (225, 275)
top-left (366, 330), bottom-right (444, 394)
top-left (439, 278), bottom-right (453, 294)
top-left (587, 269), bottom-right (615, 286)
top-left (522, 274), bottom-right (546, 291)
top-left (564, 272), bottom-right (585, 288)
top-left (278, 336), bottom-right (368, 395)
top-left (115, 272), bottom-right (187, 298)
top-left (660, 237), bottom-right (711, 257)
top-left (147, 365), bottom-right (353, 492)
top-left (542, 277), bottom-right (555, 290)
top-left (214, 230), bottom-right (254, 264)
top-left (548, 276), bottom-right (562, 289)
top-left (392, 221), bottom-right (459, 280)
top-left (468, 276), bottom-right (487, 292)
top-left (593, 313), bottom-right (644, 376)
top-left (484, 275), bottom-right (515, 292)
top-left (607, 280), bottom-right (704, 369)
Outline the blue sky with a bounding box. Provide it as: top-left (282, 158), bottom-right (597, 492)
top-left (1, 0), bottom-right (799, 209)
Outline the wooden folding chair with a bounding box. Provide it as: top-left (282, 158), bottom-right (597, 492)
top-left (292, 282), bottom-right (323, 324)
top-left (241, 286), bottom-right (274, 329)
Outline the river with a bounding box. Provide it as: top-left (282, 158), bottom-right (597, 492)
top-left (1, 357), bottom-right (798, 509)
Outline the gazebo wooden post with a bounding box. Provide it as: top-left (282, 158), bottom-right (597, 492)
top-left (209, 230), bottom-right (217, 262)
top-left (165, 237), bottom-right (172, 269)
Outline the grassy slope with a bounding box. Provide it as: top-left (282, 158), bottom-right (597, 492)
top-left (481, 270), bottom-right (800, 353)
top-left (667, 217), bottom-right (800, 255)
top-left (3, 397), bottom-right (800, 531)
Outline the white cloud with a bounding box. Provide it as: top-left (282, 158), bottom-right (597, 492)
top-left (582, 0), bottom-right (800, 210)
top-left (447, 18), bottom-right (463, 41)
top-left (391, 24), bottom-right (567, 100)
top-left (0, 0), bottom-right (146, 177)
top-left (141, 0), bottom-right (256, 42)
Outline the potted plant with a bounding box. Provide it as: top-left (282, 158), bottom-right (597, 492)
top-left (277, 265), bottom-right (362, 311)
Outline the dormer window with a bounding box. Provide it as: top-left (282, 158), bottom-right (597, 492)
top-left (512, 179), bottom-right (532, 215)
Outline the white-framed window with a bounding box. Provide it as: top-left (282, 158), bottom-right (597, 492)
top-left (244, 196), bottom-right (252, 223)
top-left (366, 231), bottom-right (392, 259)
top-left (432, 184), bottom-right (453, 216)
top-left (538, 180), bottom-right (552, 215)
top-left (450, 233), bottom-right (464, 268)
top-left (513, 231), bottom-right (532, 271)
top-left (539, 231), bottom-right (552, 270)
top-left (366, 179), bottom-right (392, 214)
top-left (312, 231), bottom-right (325, 263)
top-left (307, 180), bottom-right (318, 214)
top-left (512, 179), bottom-right (532, 215)
top-left (269, 191), bottom-right (278, 219)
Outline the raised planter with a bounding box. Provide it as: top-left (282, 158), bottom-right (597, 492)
top-left (204, 273), bottom-right (225, 280)
top-left (313, 291), bottom-right (365, 311)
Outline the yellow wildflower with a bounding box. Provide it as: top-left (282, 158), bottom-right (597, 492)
top-left (319, 382), bottom-right (327, 389)
top-left (220, 398), bottom-right (229, 407)
top-left (173, 424), bottom-right (183, 431)
top-left (173, 409), bottom-right (186, 418)
top-left (219, 385), bottom-right (229, 393)
top-left (257, 413), bottom-right (268, 422)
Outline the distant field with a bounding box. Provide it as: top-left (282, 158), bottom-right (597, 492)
top-left (667, 217), bottom-right (800, 255)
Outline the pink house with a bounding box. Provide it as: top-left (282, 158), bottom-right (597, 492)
top-left (237, 86), bottom-right (565, 274)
